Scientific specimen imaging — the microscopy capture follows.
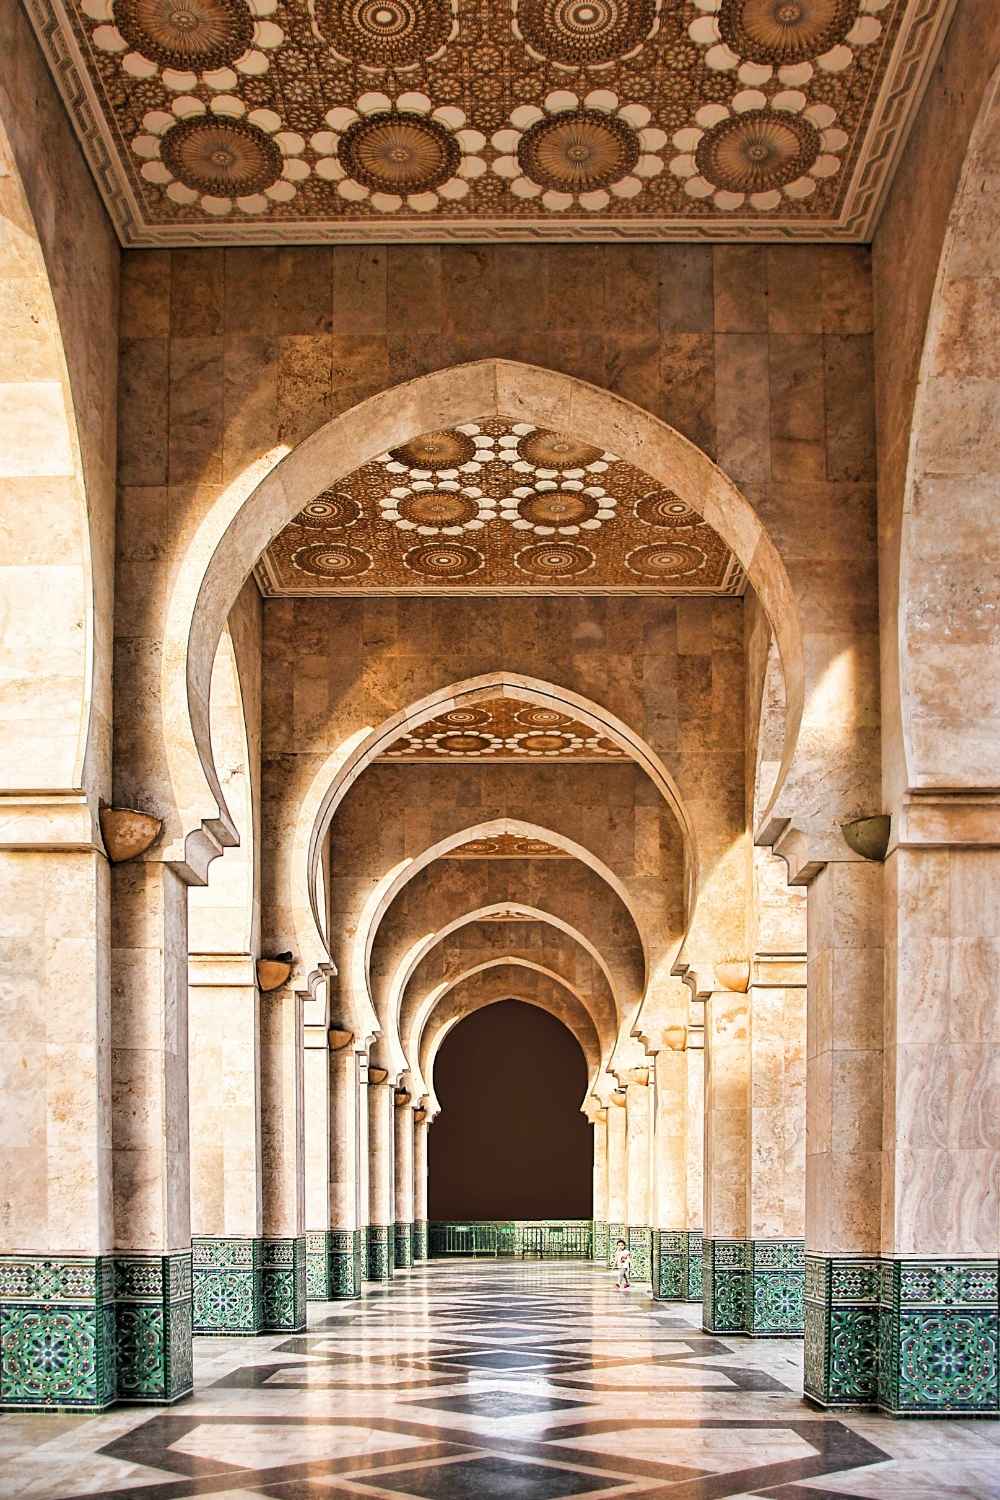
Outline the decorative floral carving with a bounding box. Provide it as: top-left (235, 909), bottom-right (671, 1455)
top-left (86, 0), bottom-right (280, 86)
top-left (688, 0), bottom-right (885, 86)
top-left (626, 541), bottom-right (707, 579)
top-left (491, 89), bottom-right (666, 211)
top-left (511, 0), bottom-right (661, 69)
top-left (291, 542), bottom-right (373, 579)
top-left (402, 541), bottom-right (485, 578)
top-left (514, 540), bottom-right (596, 577)
top-left (133, 97), bottom-right (307, 214)
top-left (310, 91), bottom-right (485, 211)
top-left (669, 91), bottom-right (846, 210)
top-left (379, 481), bottom-right (496, 534)
top-left (500, 477), bottom-right (616, 536)
top-left (313, 0), bottom-right (457, 69)
top-left (635, 490), bottom-right (702, 527)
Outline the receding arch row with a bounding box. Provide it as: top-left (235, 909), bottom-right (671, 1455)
top-left (167, 360), bottom-right (803, 913)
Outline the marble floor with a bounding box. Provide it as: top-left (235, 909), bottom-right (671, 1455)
top-left (2, 1261), bottom-right (1000, 1500)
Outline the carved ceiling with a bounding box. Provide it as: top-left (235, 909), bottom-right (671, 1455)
top-left (379, 697), bottom-right (628, 762)
top-left (255, 417), bottom-right (744, 595)
top-left (445, 834), bottom-right (571, 858)
top-left (28, 0), bottom-right (954, 243)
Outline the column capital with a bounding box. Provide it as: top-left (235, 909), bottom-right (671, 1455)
top-left (188, 952), bottom-right (257, 988)
top-left (368, 1066), bottom-right (389, 1085)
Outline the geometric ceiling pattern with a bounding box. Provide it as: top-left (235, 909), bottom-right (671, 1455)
top-left (29, 0), bottom-right (954, 243)
top-left (255, 418), bottom-right (745, 596)
top-left (380, 697), bottom-right (628, 761)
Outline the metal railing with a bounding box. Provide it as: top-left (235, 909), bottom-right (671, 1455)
top-left (427, 1220), bottom-right (593, 1258)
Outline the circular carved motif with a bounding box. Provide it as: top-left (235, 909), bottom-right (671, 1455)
top-left (517, 109), bottom-right (639, 192)
top-left (518, 731), bottom-right (572, 752)
top-left (695, 109), bottom-right (819, 194)
top-left (296, 492), bottom-right (361, 529)
top-left (396, 491), bottom-right (479, 527)
top-left (438, 707), bottom-right (492, 727)
top-left (112, 0), bottom-right (254, 69)
top-left (517, 491), bottom-right (599, 527)
top-left (514, 706), bottom-right (573, 728)
top-left (515, 0), bottom-right (658, 65)
top-left (718, 0), bottom-right (860, 63)
top-left (291, 542), bottom-right (373, 580)
top-left (626, 542), bottom-right (705, 579)
top-left (160, 117), bottom-right (282, 197)
top-left (403, 542), bottom-right (484, 579)
top-left (338, 112), bottom-right (461, 194)
top-left (515, 541), bottom-right (595, 577)
top-left (516, 430), bottom-right (604, 468)
top-left (461, 838), bottom-right (502, 854)
top-left (315, 0), bottom-right (452, 66)
top-left (635, 491), bottom-right (701, 528)
top-left (517, 837), bottom-right (559, 853)
top-left (437, 732), bottom-right (492, 752)
top-left (389, 429), bottom-right (478, 468)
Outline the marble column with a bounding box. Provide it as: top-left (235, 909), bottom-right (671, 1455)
top-left (591, 1108), bottom-right (609, 1264)
top-left (413, 1111), bottom-right (429, 1262)
top-left (189, 954), bottom-right (264, 1335)
top-left (260, 988), bottom-right (307, 1331)
top-left (625, 1071), bottom-right (652, 1283)
top-left (803, 860), bottom-right (884, 1406)
top-left (702, 986), bottom-right (749, 1335)
top-left (686, 1040), bottom-right (705, 1301)
top-left (393, 1093), bottom-right (415, 1269)
top-left (304, 1030), bottom-right (362, 1301)
top-left (606, 1091), bottom-right (627, 1268)
top-left (0, 841), bottom-right (116, 1412)
top-left (109, 861), bottom-right (193, 1403)
top-left (651, 1041), bottom-right (690, 1300)
top-left (877, 844), bottom-right (1000, 1416)
top-left (366, 1070), bottom-right (394, 1282)
top-left (357, 1059), bottom-right (371, 1277)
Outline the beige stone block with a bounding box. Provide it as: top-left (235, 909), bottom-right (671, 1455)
top-left (715, 334), bottom-right (770, 482)
top-left (332, 246), bottom-right (386, 332)
top-left (713, 246), bottom-right (767, 332)
top-left (171, 249), bottom-right (223, 337)
top-left (767, 247), bottom-right (824, 334)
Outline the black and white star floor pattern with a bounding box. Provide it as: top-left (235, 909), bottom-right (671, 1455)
top-left (3, 1261), bottom-right (1000, 1499)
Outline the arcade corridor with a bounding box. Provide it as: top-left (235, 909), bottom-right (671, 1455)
top-left (2, 1261), bottom-right (998, 1500)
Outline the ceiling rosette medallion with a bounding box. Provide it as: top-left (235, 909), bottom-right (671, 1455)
top-left (669, 89), bottom-right (846, 211)
top-left (311, 0), bottom-right (458, 69)
top-left (133, 97), bottom-right (307, 214)
top-left (310, 91), bottom-right (486, 211)
top-left (688, 0), bottom-right (885, 86)
top-left (381, 698), bottom-right (629, 761)
top-left (84, 0), bottom-right (280, 84)
top-left (511, 0), bottom-right (662, 69)
top-left (491, 89), bottom-right (667, 211)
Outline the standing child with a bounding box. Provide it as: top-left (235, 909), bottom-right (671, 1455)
top-left (613, 1238), bottom-right (630, 1290)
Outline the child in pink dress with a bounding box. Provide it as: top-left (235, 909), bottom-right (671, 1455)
top-left (613, 1238), bottom-right (631, 1290)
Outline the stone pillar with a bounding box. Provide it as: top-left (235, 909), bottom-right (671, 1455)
top-left (304, 1030), bottom-right (362, 1301)
top-left (0, 840), bottom-right (117, 1412)
top-left (393, 1093), bottom-right (415, 1269)
top-left (591, 1109), bottom-right (609, 1264)
top-left (260, 988), bottom-right (306, 1331)
top-left (625, 1071), bottom-right (652, 1283)
top-left (803, 861), bottom-right (883, 1407)
top-left (366, 1069), bottom-right (394, 1282)
top-left (702, 986), bottom-right (749, 1335)
top-left (606, 1091), bottom-right (627, 1267)
top-left (189, 954), bottom-right (264, 1335)
top-left (877, 844), bottom-right (999, 1416)
top-left (357, 1058), bottom-right (371, 1277)
top-left (110, 861), bottom-right (193, 1404)
top-left (686, 1039), bottom-right (705, 1301)
top-left (652, 1041), bottom-right (689, 1300)
top-left (413, 1111), bottom-right (429, 1262)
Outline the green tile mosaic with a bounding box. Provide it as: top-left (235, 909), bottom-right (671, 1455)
top-left (687, 1230), bottom-right (703, 1300)
top-left (305, 1230), bottom-right (363, 1301)
top-left (651, 1230), bottom-right (703, 1302)
top-left (261, 1237), bottom-right (307, 1331)
top-left (394, 1221), bottom-right (414, 1270)
top-left (0, 1256), bottom-right (116, 1411)
top-left (607, 1223), bottom-right (626, 1269)
top-left (366, 1225), bottom-right (393, 1283)
top-left (702, 1239), bottom-right (804, 1336)
top-left (413, 1220), bottom-right (429, 1263)
top-left (804, 1254), bottom-right (879, 1407)
top-left (627, 1226), bottom-right (651, 1283)
top-left (592, 1220), bottom-right (609, 1264)
top-left (114, 1253), bottom-right (192, 1404)
top-left (191, 1237), bottom-right (263, 1335)
top-left (878, 1258), bottom-right (999, 1415)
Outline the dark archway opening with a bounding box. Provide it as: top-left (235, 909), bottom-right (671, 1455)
top-left (428, 999), bottom-right (592, 1220)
